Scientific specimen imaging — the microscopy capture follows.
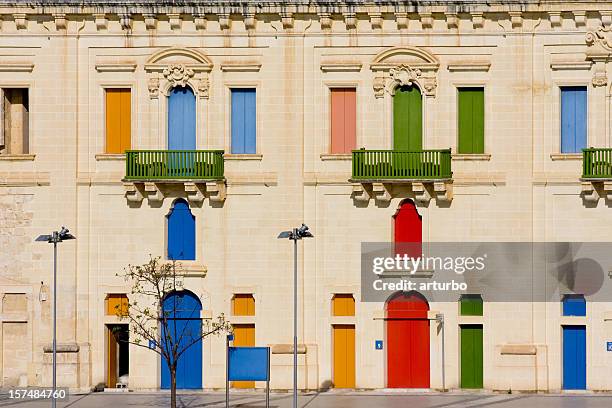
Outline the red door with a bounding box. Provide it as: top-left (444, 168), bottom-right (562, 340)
top-left (386, 291), bottom-right (430, 388)
top-left (394, 200), bottom-right (422, 258)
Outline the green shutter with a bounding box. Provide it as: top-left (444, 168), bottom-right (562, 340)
top-left (393, 85), bottom-right (422, 151)
top-left (460, 294), bottom-right (483, 316)
top-left (460, 325), bottom-right (483, 388)
top-left (458, 88), bottom-right (484, 154)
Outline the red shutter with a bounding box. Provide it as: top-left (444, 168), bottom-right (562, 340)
top-left (331, 88), bottom-right (356, 153)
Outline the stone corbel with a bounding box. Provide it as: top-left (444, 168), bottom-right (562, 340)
top-left (143, 13), bottom-right (157, 30)
top-left (53, 13), bottom-right (66, 31)
top-left (351, 184), bottom-right (371, 203)
top-left (605, 181), bottom-right (612, 200)
top-left (434, 181), bottom-right (453, 202)
top-left (119, 13), bottom-right (132, 31)
top-left (144, 182), bottom-right (164, 204)
top-left (244, 12), bottom-right (256, 30)
top-left (581, 182), bottom-right (601, 203)
top-left (420, 12), bottom-right (433, 29)
top-left (446, 13), bottom-right (458, 29)
top-left (369, 11), bottom-right (382, 30)
top-left (395, 12), bottom-right (408, 30)
top-left (168, 13), bottom-right (181, 31)
top-left (194, 13), bottom-right (207, 31)
top-left (574, 11), bottom-right (586, 27)
top-left (509, 11), bottom-right (522, 29)
top-left (219, 13), bottom-right (230, 30)
top-left (124, 182), bottom-right (144, 203)
top-left (94, 13), bottom-right (107, 31)
top-left (206, 181), bottom-right (227, 203)
top-left (319, 12), bottom-right (331, 30)
top-left (281, 10), bottom-right (294, 29)
top-left (471, 12), bottom-right (484, 29)
top-left (344, 12), bottom-right (356, 30)
top-left (13, 13), bottom-right (26, 30)
top-left (372, 183), bottom-right (392, 203)
top-left (412, 182), bottom-right (432, 205)
top-left (549, 12), bottom-right (562, 28)
top-left (184, 182), bottom-right (205, 205)
top-left (602, 11), bottom-right (612, 29)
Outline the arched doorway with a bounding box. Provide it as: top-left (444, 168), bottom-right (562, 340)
top-left (160, 290), bottom-right (202, 389)
top-left (393, 85), bottom-right (422, 151)
top-left (393, 199), bottom-right (422, 259)
top-left (168, 86), bottom-right (196, 150)
top-left (386, 291), bottom-right (430, 388)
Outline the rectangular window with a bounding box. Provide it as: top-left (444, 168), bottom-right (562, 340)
top-left (105, 88), bottom-right (131, 154)
top-left (0, 88), bottom-right (29, 155)
top-left (457, 88), bottom-right (484, 154)
top-left (106, 294), bottom-right (128, 316)
top-left (332, 294), bottom-right (355, 316)
top-left (231, 88), bottom-right (256, 154)
top-left (330, 88), bottom-right (356, 154)
top-left (561, 86), bottom-right (587, 153)
top-left (459, 294), bottom-right (483, 316)
top-left (232, 294), bottom-right (255, 316)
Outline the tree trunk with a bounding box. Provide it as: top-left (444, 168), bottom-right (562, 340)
top-left (170, 365), bottom-right (177, 408)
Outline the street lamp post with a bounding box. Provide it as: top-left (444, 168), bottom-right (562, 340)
top-left (36, 227), bottom-right (75, 408)
top-left (278, 224), bottom-right (313, 408)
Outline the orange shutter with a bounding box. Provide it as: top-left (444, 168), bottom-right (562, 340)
top-left (330, 88), bottom-right (356, 154)
top-left (232, 294), bottom-right (255, 316)
top-left (106, 294), bottom-right (128, 316)
top-left (332, 294), bottom-right (355, 316)
top-left (105, 89), bottom-right (131, 153)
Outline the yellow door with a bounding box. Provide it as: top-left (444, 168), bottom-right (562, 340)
top-left (107, 326), bottom-right (118, 387)
top-left (232, 324), bottom-right (255, 388)
top-left (333, 325), bottom-right (355, 388)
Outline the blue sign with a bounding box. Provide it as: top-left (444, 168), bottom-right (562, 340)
top-left (607, 342), bottom-right (612, 352)
top-left (375, 340), bottom-right (383, 350)
top-left (148, 339), bottom-right (156, 350)
top-left (228, 347), bottom-right (270, 381)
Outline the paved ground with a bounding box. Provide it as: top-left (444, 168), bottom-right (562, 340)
top-left (1, 391), bottom-right (612, 408)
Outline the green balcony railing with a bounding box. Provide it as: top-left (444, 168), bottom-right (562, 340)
top-left (582, 148), bottom-right (612, 179)
top-left (125, 150), bottom-right (224, 180)
top-left (352, 149), bottom-right (452, 180)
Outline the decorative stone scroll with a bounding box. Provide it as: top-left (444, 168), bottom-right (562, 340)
top-left (351, 181), bottom-right (452, 205)
top-left (163, 64), bottom-right (194, 88)
top-left (124, 181), bottom-right (226, 205)
top-left (585, 26), bottom-right (612, 89)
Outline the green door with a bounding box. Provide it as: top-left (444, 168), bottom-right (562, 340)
top-left (460, 324), bottom-right (483, 388)
top-left (393, 85), bottom-right (422, 151)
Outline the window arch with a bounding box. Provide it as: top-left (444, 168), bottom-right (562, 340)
top-left (166, 198), bottom-right (195, 260)
top-left (393, 199), bottom-right (422, 258)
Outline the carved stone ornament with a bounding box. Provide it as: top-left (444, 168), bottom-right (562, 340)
top-left (586, 26), bottom-right (612, 51)
top-left (592, 70), bottom-right (608, 87)
top-left (197, 76), bottom-right (210, 99)
top-left (373, 76), bottom-right (385, 98)
top-left (148, 77), bottom-right (160, 98)
top-left (389, 64), bottom-right (423, 89)
top-left (163, 64), bottom-right (195, 88)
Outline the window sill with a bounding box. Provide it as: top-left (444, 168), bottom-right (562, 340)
top-left (550, 153), bottom-right (582, 161)
top-left (451, 153), bottom-right (491, 161)
top-left (320, 153), bottom-right (352, 161)
top-left (95, 153), bottom-right (125, 161)
top-left (0, 153), bottom-right (35, 161)
top-left (224, 153), bottom-right (263, 161)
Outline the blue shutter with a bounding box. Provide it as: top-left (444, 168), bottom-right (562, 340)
top-left (563, 294), bottom-right (586, 316)
top-left (561, 87), bottom-right (587, 153)
top-left (231, 89), bottom-right (256, 154)
top-left (167, 199), bottom-right (195, 261)
top-left (168, 86), bottom-right (196, 150)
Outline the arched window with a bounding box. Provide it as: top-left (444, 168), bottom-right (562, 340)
top-left (393, 85), bottom-right (422, 151)
top-left (168, 86), bottom-right (196, 150)
top-left (166, 198), bottom-right (195, 260)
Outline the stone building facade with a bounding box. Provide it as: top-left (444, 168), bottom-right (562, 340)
top-left (1, 0), bottom-right (612, 392)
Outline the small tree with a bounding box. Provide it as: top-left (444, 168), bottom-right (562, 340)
top-left (115, 256), bottom-right (231, 408)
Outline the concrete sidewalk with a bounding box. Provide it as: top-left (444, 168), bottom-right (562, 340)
top-left (1, 391), bottom-right (612, 408)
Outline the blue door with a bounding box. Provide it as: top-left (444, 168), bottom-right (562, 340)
top-left (563, 325), bottom-right (586, 390)
top-left (161, 291), bottom-right (202, 389)
top-left (168, 86), bottom-right (196, 150)
top-left (167, 199), bottom-right (195, 261)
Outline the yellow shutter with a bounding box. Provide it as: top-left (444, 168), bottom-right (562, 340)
top-left (105, 89), bottom-right (131, 153)
top-left (232, 294), bottom-right (255, 316)
top-left (232, 324), bottom-right (255, 388)
top-left (332, 294), bottom-right (355, 316)
top-left (106, 294), bottom-right (128, 316)
top-left (333, 325), bottom-right (355, 388)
